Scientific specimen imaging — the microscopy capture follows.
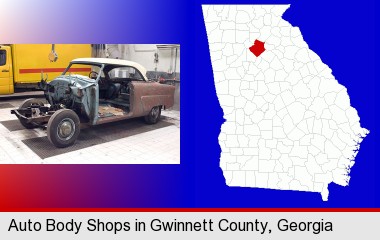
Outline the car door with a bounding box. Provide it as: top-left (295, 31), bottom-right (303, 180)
top-left (0, 46), bottom-right (12, 94)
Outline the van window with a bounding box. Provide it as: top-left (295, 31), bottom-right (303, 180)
top-left (0, 50), bottom-right (6, 66)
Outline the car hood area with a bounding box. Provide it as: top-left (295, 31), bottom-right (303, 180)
top-left (49, 74), bottom-right (96, 89)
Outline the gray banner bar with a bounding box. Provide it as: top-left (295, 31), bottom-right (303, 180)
top-left (0, 212), bottom-right (375, 239)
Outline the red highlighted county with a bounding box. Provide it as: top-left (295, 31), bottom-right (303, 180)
top-left (249, 40), bottom-right (266, 57)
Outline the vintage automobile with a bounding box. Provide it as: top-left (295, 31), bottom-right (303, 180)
top-left (11, 58), bottom-right (175, 148)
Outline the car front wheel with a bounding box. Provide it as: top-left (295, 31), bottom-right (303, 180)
top-left (47, 109), bottom-right (80, 148)
top-left (144, 106), bottom-right (161, 124)
top-left (18, 98), bottom-right (45, 129)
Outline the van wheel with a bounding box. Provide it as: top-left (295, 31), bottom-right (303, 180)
top-left (47, 109), bottom-right (80, 148)
top-left (144, 106), bottom-right (161, 124)
top-left (19, 98), bottom-right (44, 129)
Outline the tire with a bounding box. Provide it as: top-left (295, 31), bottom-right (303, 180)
top-left (47, 109), bottom-right (80, 148)
top-left (144, 106), bottom-right (161, 124)
top-left (18, 98), bottom-right (45, 129)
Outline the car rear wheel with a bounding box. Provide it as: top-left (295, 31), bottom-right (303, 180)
top-left (144, 106), bottom-right (161, 124)
top-left (47, 109), bottom-right (80, 148)
top-left (18, 98), bottom-right (45, 129)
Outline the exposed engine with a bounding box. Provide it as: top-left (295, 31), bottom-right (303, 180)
top-left (40, 75), bottom-right (95, 112)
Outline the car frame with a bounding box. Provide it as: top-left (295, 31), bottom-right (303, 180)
top-left (11, 58), bottom-right (175, 148)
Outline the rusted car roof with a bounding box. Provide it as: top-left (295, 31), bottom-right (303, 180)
top-left (71, 58), bottom-right (148, 80)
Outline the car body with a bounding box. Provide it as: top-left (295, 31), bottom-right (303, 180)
top-left (11, 58), bottom-right (175, 147)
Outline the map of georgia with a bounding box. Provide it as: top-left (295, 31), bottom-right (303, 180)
top-left (202, 5), bottom-right (369, 201)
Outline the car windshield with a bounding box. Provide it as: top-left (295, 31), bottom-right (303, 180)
top-left (63, 63), bottom-right (104, 80)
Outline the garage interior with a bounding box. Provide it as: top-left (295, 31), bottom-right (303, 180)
top-left (0, 44), bottom-right (180, 164)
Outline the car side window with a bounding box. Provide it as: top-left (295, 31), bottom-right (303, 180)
top-left (0, 50), bottom-right (6, 66)
top-left (91, 66), bottom-right (104, 77)
top-left (109, 67), bottom-right (143, 80)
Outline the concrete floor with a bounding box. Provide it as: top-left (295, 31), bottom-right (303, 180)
top-left (0, 96), bottom-right (180, 164)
